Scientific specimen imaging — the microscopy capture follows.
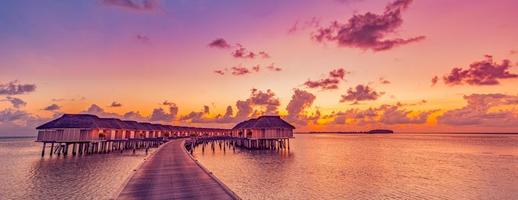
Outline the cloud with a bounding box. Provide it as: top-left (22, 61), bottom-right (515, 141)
top-left (231, 66), bottom-right (252, 76)
top-left (101, 0), bottom-right (159, 11)
top-left (208, 39), bottom-right (271, 59)
top-left (288, 17), bottom-right (320, 34)
top-left (214, 88), bottom-right (281, 122)
top-left (214, 69), bottom-right (226, 75)
top-left (431, 76), bottom-right (439, 86)
top-left (312, 0), bottom-right (424, 51)
top-left (0, 80), bottom-right (36, 96)
top-left (179, 105), bottom-right (210, 123)
top-left (0, 108), bottom-right (48, 136)
top-left (212, 106), bottom-right (234, 123)
top-left (378, 104), bottom-right (433, 124)
top-left (122, 111), bottom-right (148, 121)
top-left (2, 97), bottom-right (26, 108)
top-left (235, 100), bottom-right (253, 121)
top-left (136, 34), bottom-right (150, 43)
top-left (43, 104), bottom-right (60, 111)
top-left (82, 104), bottom-right (130, 119)
top-left (232, 44), bottom-right (270, 59)
top-left (208, 38), bottom-right (231, 49)
top-left (440, 55), bottom-right (517, 86)
top-left (329, 103), bottom-right (434, 125)
top-left (286, 89), bottom-right (317, 125)
top-left (340, 84), bottom-right (383, 103)
top-left (162, 100), bottom-right (175, 106)
top-left (150, 104), bottom-right (178, 122)
top-left (266, 63), bottom-right (282, 71)
top-left (110, 101), bottom-right (122, 107)
top-left (215, 64), bottom-right (282, 76)
top-left (52, 96), bottom-right (86, 102)
top-left (249, 88), bottom-right (281, 115)
top-left (437, 93), bottom-right (518, 126)
top-left (379, 77), bottom-right (391, 84)
top-left (304, 68), bottom-right (348, 90)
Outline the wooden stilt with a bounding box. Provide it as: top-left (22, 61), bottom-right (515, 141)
top-left (50, 142), bottom-right (54, 156)
top-left (41, 142), bottom-right (46, 157)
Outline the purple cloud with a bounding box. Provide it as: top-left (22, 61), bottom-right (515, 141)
top-left (312, 0), bottom-right (425, 51)
top-left (102, 0), bottom-right (159, 11)
top-left (231, 66), bottom-right (252, 76)
top-left (0, 80), bottom-right (36, 96)
top-left (150, 104), bottom-right (178, 122)
top-left (441, 55), bottom-right (517, 86)
top-left (304, 68), bottom-right (348, 90)
top-left (286, 89), bottom-right (317, 125)
top-left (43, 104), bottom-right (60, 111)
top-left (136, 34), bottom-right (150, 43)
top-left (215, 64), bottom-right (282, 76)
top-left (110, 101), bottom-right (122, 107)
top-left (431, 76), bottom-right (439, 86)
top-left (340, 84), bottom-right (383, 103)
top-left (214, 69), bottom-right (226, 75)
top-left (208, 38), bottom-right (232, 49)
top-left (2, 97), bottom-right (27, 108)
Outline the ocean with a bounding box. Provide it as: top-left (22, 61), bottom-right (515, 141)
top-left (193, 133), bottom-right (518, 200)
top-left (0, 137), bottom-right (152, 199)
top-left (1, 134), bottom-right (517, 199)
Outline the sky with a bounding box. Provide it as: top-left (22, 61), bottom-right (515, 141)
top-left (1, 0), bottom-right (518, 136)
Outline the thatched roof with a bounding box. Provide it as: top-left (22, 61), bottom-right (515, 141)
top-left (36, 113), bottom-right (254, 132)
top-left (232, 116), bottom-right (295, 129)
top-left (36, 114), bottom-right (101, 129)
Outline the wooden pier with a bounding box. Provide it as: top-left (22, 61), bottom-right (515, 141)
top-left (117, 139), bottom-right (239, 200)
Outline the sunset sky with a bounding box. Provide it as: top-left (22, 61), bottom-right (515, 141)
top-left (1, 0), bottom-right (518, 136)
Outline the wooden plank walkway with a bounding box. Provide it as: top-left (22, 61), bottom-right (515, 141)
top-left (117, 139), bottom-right (238, 200)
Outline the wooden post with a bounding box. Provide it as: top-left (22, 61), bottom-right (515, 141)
top-left (41, 142), bottom-right (46, 157)
top-left (50, 142), bottom-right (54, 156)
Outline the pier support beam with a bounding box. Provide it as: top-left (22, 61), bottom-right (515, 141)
top-left (41, 142), bottom-right (46, 157)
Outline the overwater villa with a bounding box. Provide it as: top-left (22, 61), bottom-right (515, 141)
top-left (231, 116), bottom-right (295, 149)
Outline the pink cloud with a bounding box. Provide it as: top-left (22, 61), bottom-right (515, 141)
top-left (340, 84), bottom-right (383, 103)
top-left (231, 66), bottom-right (251, 76)
top-left (441, 55), bottom-right (517, 86)
top-left (208, 38), bottom-right (231, 49)
top-left (304, 68), bottom-right (348, 90)
top-left (214, 64), bottom-right (281, 76)
top-left (0, 80), bottom-right (36, 96)
top-left (214, 69), bottom-right (226, 75)
top-left (312, 0), bottom-right (424, 51)
top-left (438, 93), bottom-right (518, 126)
top-left (329, 103), bottom-right (434, 125)
top-left (286, 89), bottom-right (317, 125)
top-left (379, 77), bottom-right (391, 84)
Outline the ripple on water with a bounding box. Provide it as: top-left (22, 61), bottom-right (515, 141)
top-left (193, 134), bottom-right (518, 200)
top-left (0, 138), bottom-right (153, 199)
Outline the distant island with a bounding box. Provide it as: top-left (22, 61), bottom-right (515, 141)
top-left (305, 129), bottom-right (395, 134)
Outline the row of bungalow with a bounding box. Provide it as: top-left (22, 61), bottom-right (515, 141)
top-left (37, 114), bottom-right (295, 143)
top-left (36, 114), bottom-right (295, 154)
top-left (36, 114), bottom-right (231, 143)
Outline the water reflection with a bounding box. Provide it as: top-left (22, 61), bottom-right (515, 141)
top-left (0, 138), bottom-right (151, 199)
top-left (193, 134), bottom-right (518, 200)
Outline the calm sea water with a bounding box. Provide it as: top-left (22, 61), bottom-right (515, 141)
top-left (193, 134), bottom-right (518, 200)
top-left (0, 137), bottom-right (152, 199)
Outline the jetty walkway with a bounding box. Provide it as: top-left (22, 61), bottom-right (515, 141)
top-left (117, 139), bottom-right (238, 200)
